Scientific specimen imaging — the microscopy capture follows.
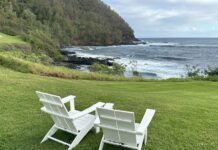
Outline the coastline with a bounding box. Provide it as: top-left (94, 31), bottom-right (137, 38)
top-left (58, 38), bottom-right (218, 79)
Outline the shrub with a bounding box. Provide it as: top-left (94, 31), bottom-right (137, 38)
top-left (185, 66), bottom-right (218, 82)
top-left (205, 67), bottom-right (218, 76)
top-left (132, 70), bottom-right (140, 76)
top-left (89, 63), bottom-right (110, 74)
top-left (89, 63), bottom-right (125, 76)
top-left (186, 65), bottom-right (201, 77)
top-left (129, 59), bottom-right (140, 76)
top-left (111, 63), bottom-right (126, 75)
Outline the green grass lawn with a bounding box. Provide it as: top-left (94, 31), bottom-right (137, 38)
top-left (0, 32), bottom-right (26, 45)
top-left (0, 67), bottom-right (218, 150)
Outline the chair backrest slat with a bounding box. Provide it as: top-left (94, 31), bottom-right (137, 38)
top-left (98, 108), bottom-right (120, 142)
top-left (97, 108), bottom-right (137, 147)
top-left (115, 110), bottom-right (136, 146)
top-left (36, 91), bottom-right (78, 133)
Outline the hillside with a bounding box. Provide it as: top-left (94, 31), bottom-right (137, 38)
top-left (0, 67), bottom-right (218, 149)
top-left (0, 0), bottom-right (135, 60)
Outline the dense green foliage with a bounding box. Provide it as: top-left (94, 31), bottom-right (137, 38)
top-left (0, 67), bottom-right (218, 149)
top-left (186, 65), bottom-right (202, 77)
top-left (89, 63), bottom-right (125, 75)
top-left (203, 68), bottom-right (218, 81)
top-left (205, 67), bottom-right (218, 76)
top-left (0, 0), bottom-right (135, 59)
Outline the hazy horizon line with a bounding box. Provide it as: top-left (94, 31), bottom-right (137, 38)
top-left (138, 37), bottom-right (218, 39)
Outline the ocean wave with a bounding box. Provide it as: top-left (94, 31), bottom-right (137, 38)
top-left (63, 43), bottom-right (218, 52)
top-left (147, 42), bottom-right (178, 47)
top-left (114, 58), bottom-right (186, 79)
top-left (140, 72), bottom-right (158, 77)
top-left (175, 44), bottom-right (218, 48)
top-left (146, 42), bottom-right (218, 48)
top-left (71, 51), bottom-right (114, 59)
top-left (63, 46), bottom-right (95, 52)
top-left (155, 56), bottom-right (188, 61)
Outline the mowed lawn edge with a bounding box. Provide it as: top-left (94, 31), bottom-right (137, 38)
top-left (0, 67), bottom-right (218, 150)
top-left (0, 32), bottom-right (26, 45)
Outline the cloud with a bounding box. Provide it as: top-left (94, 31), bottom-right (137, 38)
top-left (102, 0), bottom-right (218, 37)
top-left (168, 0), bottom-right (218, 4)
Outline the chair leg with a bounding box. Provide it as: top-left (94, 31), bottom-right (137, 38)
top-left (137, 141), bottom-right (143, 150)
top-left (137, 130), bottom-right (148, 150)
top-left (95, 127), bottom-right (100, 133)
top-left (41, 125), bottom-right (58, 143)
top-left (144, 129), bottom-right (147, 144)
top-left (95, 109), bottom-right (100, 134)
top-left (98, 136), bottom-right (104, 150)
top-left (68, 121), bottom-right (94, 150)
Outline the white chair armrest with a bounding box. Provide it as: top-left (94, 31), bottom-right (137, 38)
top-left (103, 103), bottom-right (114, 109)
top-left (71, 102), bottom-right (105, 120)
top-left (62, 95), bottom-right (76, 111)
top-left (94, 103), bottom-right (114, 127)
top-left (41, 106), bottom-right (46, 112)
top-left (136, 109), bottom-right (155, 135)
top-left (94, 117), bottom-right (100, 126)
top-left (62, 95), bottom-right (75, 103)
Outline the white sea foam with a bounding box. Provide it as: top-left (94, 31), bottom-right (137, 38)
top-left (63, 47), bottom-right (84, 52)
top-left (114, 57), bottom-right (186, 79)
top-left (92, 44), bottom-right (150, 50)
top-left (64, 46), bottom-right (95, 52)
top-left (136, 44), bottom-right (149, 47)
top-left (147, 42), bottom-right (178, 47)
top-left (71, 51), bottom-right (114, 59)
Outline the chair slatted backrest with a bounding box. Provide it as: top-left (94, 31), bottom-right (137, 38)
top-left (36, 91), bottom-right (78, 132)
top-left (97, 108), bottom-right (137, 147)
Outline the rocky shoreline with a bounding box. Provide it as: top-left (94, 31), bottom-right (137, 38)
top-left (57, 40), bottom-right (145, 69)
top-left (57, 49), bottom-right (115, 69)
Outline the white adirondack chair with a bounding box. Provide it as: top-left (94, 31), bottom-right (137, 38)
top-left (36, 91), bottom-right (105, 150)
top-left (96, 108), bottom-right (155, 150)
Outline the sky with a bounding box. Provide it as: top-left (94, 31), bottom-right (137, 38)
top-left (102, 0), bottom-right (218, 38)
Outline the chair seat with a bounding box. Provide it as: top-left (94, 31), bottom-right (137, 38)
top-left (69, 110), bottom-right (95, 131)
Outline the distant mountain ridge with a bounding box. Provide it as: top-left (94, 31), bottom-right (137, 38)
top-left (0, 0), bottom-right (135, 60)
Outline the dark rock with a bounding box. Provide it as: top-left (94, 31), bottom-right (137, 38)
top-left (133, 40), bottom-right (147, 45)
top-left (66, 55), bottom-right (114, 66)
top-left (60, 50), bottom-right (76, 55)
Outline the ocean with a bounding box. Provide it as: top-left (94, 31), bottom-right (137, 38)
top-left (63, 38), bottom-right (218, 79)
